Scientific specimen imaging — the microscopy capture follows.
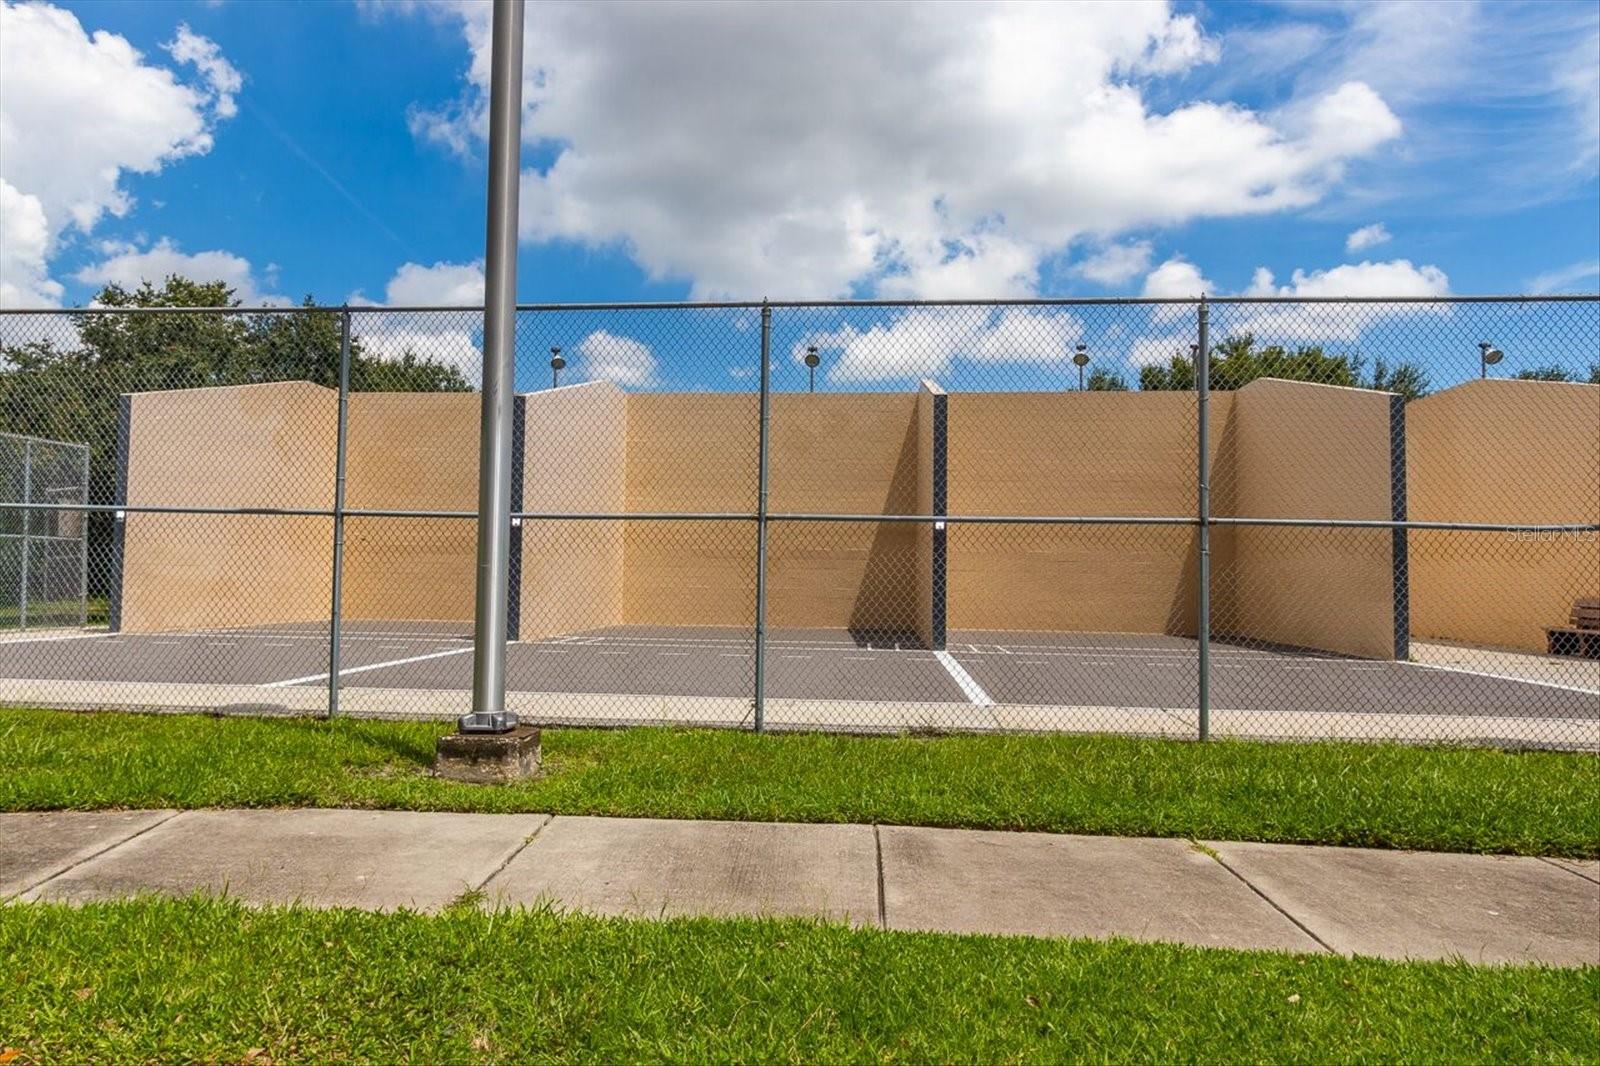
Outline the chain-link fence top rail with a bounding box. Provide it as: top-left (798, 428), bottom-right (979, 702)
top-left (0, 297), bottom-right (1595, 747)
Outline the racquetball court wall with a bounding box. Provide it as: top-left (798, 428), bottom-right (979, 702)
top-left (109, 376), bottom-right (1597, 659)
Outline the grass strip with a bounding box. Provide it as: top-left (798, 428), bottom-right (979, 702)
top-left (2, 897), bottom-right (1595, 1064)
top-left (2, 708), bottom-right (1596, 856)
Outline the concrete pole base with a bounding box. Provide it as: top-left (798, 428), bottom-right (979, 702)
top-left (434, 724), bottom-right (542, 784)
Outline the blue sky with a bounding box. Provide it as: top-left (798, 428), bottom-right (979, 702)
top-left (1, 1), bottom-right (1596, 391)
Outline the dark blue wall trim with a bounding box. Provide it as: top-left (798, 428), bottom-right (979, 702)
top-left (506, 395), bottom-right (526, 641)
top-left (1390, 394), bottom-right (1410, 661)
top-left (929, 391), bottom-right (948, 651)
top-left (107, 394), bottom-right (130, 632)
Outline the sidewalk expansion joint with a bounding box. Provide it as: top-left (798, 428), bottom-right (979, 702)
top-left (873, 824), bottom-right (887, 929)
top-left (1537, 855), bottom-right (1600, 886)
top-left (473, 814), bottom-right (554, 900)
top-left (10, 809), bottom-right (186, 902)
top-left (1205, 848), bottom-right (1337, 955)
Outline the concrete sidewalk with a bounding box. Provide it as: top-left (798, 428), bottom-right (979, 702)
top-left (3, 809), bottom-right (1595, 967)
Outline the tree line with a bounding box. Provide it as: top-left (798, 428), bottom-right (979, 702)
top-left (1085, 333), bottom-right (1600, 395)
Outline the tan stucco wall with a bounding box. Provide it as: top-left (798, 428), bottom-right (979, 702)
top-left (621, 393), bottom-right (756, 627)
top-left (119, 382), bottom-right (335, 632)
top-left (518, 382), bottom-right (627, 639)
top-left (1224, 378), bottom-right (1395, 659)
top-left (1407, 379), bottom-right (1600, 652)
top-left (622, 392), bottom-right (923, 631)
top-left (945, 391), bottom-right (1227, 635)
top-left (340, 392), bottom-right (480, 623)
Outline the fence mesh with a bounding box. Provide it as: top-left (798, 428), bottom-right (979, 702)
top-left (0, 297), bottom-right (1595, 748)
top-left (1, 432), bottom-right (89, 630)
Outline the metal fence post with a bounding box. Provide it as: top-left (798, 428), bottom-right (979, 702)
top-left (79, 444), bottom-right (89, 627)
top-left (1196, 296), bottom-right (1211, 741)
top-left (18, 438), bottom-right (30, 631)
top-left (327, 306), bottom-right (352, 718)
top-left (752, 300), bottom-right (773, 732)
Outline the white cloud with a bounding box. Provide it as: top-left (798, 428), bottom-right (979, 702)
top-left (391, 2), bottom-right (1401, 300)
top-left (1142, 257), bottom-right (1214, 298)
top-left (1128, 13), bottom-right (1219, 76)
top-left (349, 260), bottom-right (484, 372)
top-left (1525, 260), bottom-right (1600, 296)
top-left (73, 237), bottom-right (285, 304)
top-left (1231, 259), bottom-right (1451, 343)
top-left (378, 259), bottom-right (485, 306)
top-left (164, 23), bottom-right (242, 119)
top-left (574, 329), bottom-right (657, 387)
top-left (1128, 335), bottom-right (1193, 368)
top-left (1124, 256), bottom-right (1452, 357)
top-left (0, 180), bottom-right (64, 307)
top-left (0, 2), bottom-right (238, 306)
top-left (796, 307), bottom-right (1083, 384)
top-left (1249, 260), bottom-right (1449, 300)
top-left (1212, 2), bottom-right (1599, 205)
top-left (1076, 240), bottom-right (1154, 287)
top-left (1345, 223), bottom-right (1391, 253)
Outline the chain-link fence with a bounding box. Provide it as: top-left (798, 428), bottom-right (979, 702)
top-left (1, 432), bottom-right (90, 631)
top-left (0, 297), bottom-right (1595, 748)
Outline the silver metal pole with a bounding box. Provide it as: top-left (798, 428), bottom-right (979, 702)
top-left (752, 301), bottom-right (772, 732)
top-left (19, 439), bottom-right (30, 631)
top-left (464, 0), bottom-right (524, 734)
top-left (1196, 298), bottom-right (1211, 741)
top-left (328, 307), bottom-right (352, 718)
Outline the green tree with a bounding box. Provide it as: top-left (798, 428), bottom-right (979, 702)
top-left (1514, 365), bottom-right (1575, 382)
top-left (1368, 357), bottom-right (1432, 401)
top-left (1085, 368), bottom-right (1129, 391)
top-left (1138, 333), bottom-right (1430, 398)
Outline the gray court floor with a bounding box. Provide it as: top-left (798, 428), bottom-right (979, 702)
top-left (0, 622), bottom-right (1595, 734)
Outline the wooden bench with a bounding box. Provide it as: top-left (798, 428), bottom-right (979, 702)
top-left (1546, 598), bottom-right (1600, 659)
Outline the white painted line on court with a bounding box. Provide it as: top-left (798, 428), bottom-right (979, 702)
top-left (0, 630), bottom-right (117, 646)
top-left (935, 650), bottom-right (993, 707)
top-left (259, 646), bottom-right (472, 688)
top-left (1405, 660), bottom-right (1600, 696)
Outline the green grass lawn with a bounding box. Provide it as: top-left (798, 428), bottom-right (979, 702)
top-left (0, 594), bottom-right (106, 630)
top-left (1, 898), bottom-right (1595, 1064)
top-left (4, 707), bottom-right (1596, 856)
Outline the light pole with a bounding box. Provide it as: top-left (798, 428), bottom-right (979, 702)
top-left (1072, 343), bottom-right (1089, 390)
top-left (549, 346), bottom-right (564, 389)
top-left (462, 0), bottom-right (524, 735)
top-left (1479, 341), bottom-right (1502, 379)
top-left (804, 345), bottom-right (820, 393)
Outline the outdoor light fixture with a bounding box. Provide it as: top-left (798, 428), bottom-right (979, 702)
top-left (1072, 343), bottom-right (1089, 390)
top-left (1478, 341), bottom-right (1502, 378)
top-left (549, 346), bottom-right (565, 389)
top-left (804, 345), bottom-right (821, 393)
